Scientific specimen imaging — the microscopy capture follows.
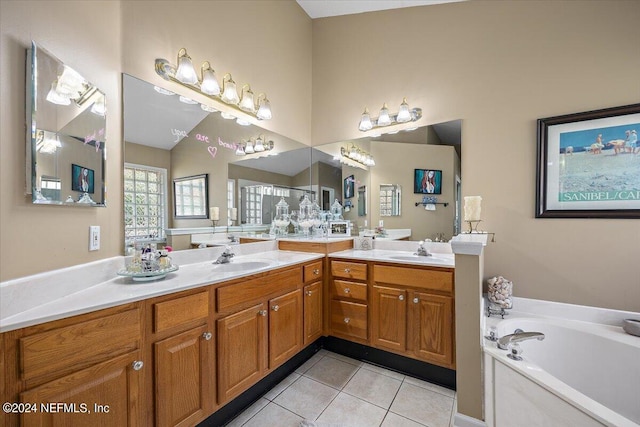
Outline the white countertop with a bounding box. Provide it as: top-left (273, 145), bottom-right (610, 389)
top-left (329, 249), bottom-right (455, 268)
top-left (0, 248), bottom-right (322, 333)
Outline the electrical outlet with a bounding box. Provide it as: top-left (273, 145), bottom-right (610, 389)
top-left (89, 226), bottom-right (100, 251)
top-left (364, 220), bottom-right (368, 227)
top-left (379, 220), bottom-right (384, 227)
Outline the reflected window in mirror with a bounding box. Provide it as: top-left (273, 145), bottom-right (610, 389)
top-left (173, 174), bottom-right (209, 219)
top-left (380, 184), bottom-right (402, 216)
top-left (124, 164), bottom-right (167, 244)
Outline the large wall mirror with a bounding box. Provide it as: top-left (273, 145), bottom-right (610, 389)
top-left (122, 73), bottom-right (461, 252)
top-left (26, 42), bottom-right (106, 206)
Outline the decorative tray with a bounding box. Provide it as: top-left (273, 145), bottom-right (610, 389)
top-left (116, 265), bottom-right (179, 282)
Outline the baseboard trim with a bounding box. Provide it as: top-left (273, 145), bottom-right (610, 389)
top-left (454, 413), bottom-right (487, 427)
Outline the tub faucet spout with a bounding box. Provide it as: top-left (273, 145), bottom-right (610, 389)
top-left (497, 331), bottom-right (545, 350)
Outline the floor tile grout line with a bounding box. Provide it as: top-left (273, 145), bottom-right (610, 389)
top-left (312, 383), bottom-right (344, 422)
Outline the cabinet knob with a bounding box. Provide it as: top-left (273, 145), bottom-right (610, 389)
top-left (313, 269), bottom-right (320, 275)
top-left (306, 290), bottom-right (313, 296)
top-left (344, 287), bottom-right (350, 294)
top-left (202, 332), bottom-right (212, 341)
top-left (398, 295), bottom-right (404, 301)
top-left (413, 297), bottom-right (419, 304)
top-left (344, 317), bottom-right (350, 324)
top-left (344, 268), bottom-right (351, 273)
top-left (259, 310), bottom-right (268, 316)
top-left (132, 360), bottom-right (144, 371)
top-left (271, 305), bottom-right (279, 312)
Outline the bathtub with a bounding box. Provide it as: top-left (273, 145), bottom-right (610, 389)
top-left (484, 315), bottom-right (640, 427)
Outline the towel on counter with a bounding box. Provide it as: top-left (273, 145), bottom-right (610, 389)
top-left (300, 420), bottom-right (346, 427)
top-left (425, 203), bottom-right (436, 211)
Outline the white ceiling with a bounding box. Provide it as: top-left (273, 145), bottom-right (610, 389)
top-left (296, 0), bottom-right (465, 19)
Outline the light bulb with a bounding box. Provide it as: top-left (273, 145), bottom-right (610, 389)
top-left (377, 103), bottom-right (391, 126)
top-left (245, 140), bottom-right (255, 154)
top-left (175, 48), bottom-right (198, 85)
top-left (200, 62), bottom-right (220, 95)
top-left (236, 118), bottom-right (250, 126)
top-left (396, 97), bottom-right (411, 123)
top-left (220, 111), bottom-right (236, 120)
top-left (239, 85), bottom-right (255, 112)
top-left (91, 95), bottom-right (106, 116)
top-left (221, 75), bottom-right (239, 104)
top-left (256, 95), bottom-right (272, 120)
top-left (358, 108), bottom-right (373, 131)
top-left (254, 136), bottom-right (265, 152)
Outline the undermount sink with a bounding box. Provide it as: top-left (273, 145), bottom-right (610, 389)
top-left (211, 260), bottom-right (272, 272)
top-left (388, 255), bottom-right (450, 263)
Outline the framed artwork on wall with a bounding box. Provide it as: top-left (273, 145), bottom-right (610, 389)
top-left (414, 169), bottom-right (442, 194)
top-left (536, 103), bottom-right (640, 218)
top-left (71, 164), bottom-right (95, 194)
top-left (344, 175), bottom-right (355, 199)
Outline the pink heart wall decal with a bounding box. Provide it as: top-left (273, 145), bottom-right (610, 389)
top-left (207, 146), bottom-right (218, 158)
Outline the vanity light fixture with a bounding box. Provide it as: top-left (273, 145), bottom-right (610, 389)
top-left (175, 48), bottom-right (198, 85)
top-left (154, 86), bottom-right (175, 96)
top-left (358, 98), bottom-right (422, 132)
top-left (156, 49), bottom-right (273, 122)
top-left (200, 104), bottom-right (217, 112)
top-left (239, 84), bottom-right (256, 113)
top-left (340, 145), bottom-right (375, 167)
top-left (254, 135), bottom-right (265, 152)
top-left (245, 138), bottom-right (255, 154)
top-left (200, 61), bottom-right (220, 96)
top-left (236, 118), bottom-right (251, 126)
top-left (220, 111), bottom-right (236, 120)
top-left (235, 142), bottom-right (246, 156)
top-left (91, 95), bottom-right (106, 116)
top-left (221, 73), bottom-right (240, 104)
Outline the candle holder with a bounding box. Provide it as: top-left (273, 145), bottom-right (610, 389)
top-left (464, 220), bottom-right (482, 233)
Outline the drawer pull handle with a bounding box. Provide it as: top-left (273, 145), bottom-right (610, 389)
top-left (398, 295), bottom-right (404, 301)
top-left (344, 288), bottom-right (350, 294)
top-left (272, 305), bottom-right (279, 312)
top-left (132, 361), bottom-right (144, 371)
top-left (306, 290), bottom-right (313, 296)
top-left (344, 268), bottom-right (351, 273)
top-left (413, 297), bottom-right (419, 304)
top-left (259, 310), bottom-right (268, 316)
top-left (202, 332), bottom-right (212, 341)
top-left (313, 269), bottom-right (320, 275)
top-left (344, 317), bottom-right (350, 324)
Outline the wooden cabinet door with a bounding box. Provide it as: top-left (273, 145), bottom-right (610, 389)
top-left (408, 291), bottom-right (454, 368)
top-left (20, 350), bottom-right (142, 427)
top-left (269, 290), bottom-right (302, 369)
top-left (155, 325), bottom-right (213, 427)
top-left (217, 304), bottom-right (267, 404)
top-left (371, 286), bottom-right (407, 353)
top-left (303, 281), bottom-right (323, 345)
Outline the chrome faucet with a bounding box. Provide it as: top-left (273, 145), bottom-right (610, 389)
top-left (497, 331), bottom-right (545, 350)
top-left (414, 240), bottom-right (432, 257)
top-left (228, 234), bottom-right (238, 243)
top-left (214, 246), bottom-right (235, 264)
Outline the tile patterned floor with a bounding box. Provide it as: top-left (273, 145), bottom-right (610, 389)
top-left (225, 350), bottom-right (456, 427)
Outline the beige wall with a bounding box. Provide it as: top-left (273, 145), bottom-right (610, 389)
top-left (0, 0), bottom-right (312, 281)
top-left (0, 1), bottom-right (122, 281)
top-left (312, 1), bottom-right (640, 312)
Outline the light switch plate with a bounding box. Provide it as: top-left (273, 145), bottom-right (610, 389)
top-left (379, 220), bottom-right (384, 227)
top-left (89, 226), bottom-right (100, 251)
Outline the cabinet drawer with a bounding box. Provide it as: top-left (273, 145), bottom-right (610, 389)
top-left (217, 267), bottom-right (300, 313)
top-left (330, 300), bottom-right (367, 340)
top-left (303, 261), bottom-right (323, 283)
top-left (20, 308), bottom-right (141, 382)
top-left (154, 291), bottom-right (209, 333)
top-left (374, 265), bottom-right (453, 294)
top-left (332, 280), bottom-right (367, 302)
top-left (331, 260), bottom-right (367, 281)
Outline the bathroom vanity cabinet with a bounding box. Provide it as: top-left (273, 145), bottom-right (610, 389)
top-left (329, 258), bottom-right (456, 370)
top-left (1, 303), bottom-right (144, 427)
top-left (372, 264), bottom-right (455, 369)
top-left (0, 260), bottom-right (320, 427)
top-left (216, 266), bottom-right (302, 403)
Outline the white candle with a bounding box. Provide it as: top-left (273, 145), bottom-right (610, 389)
top-left (210, 207), bottom-right (220, 221)
top-left (229, 207), bottom-right (237, 220)
top-left (464, 196), bottom-right (482, 221)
